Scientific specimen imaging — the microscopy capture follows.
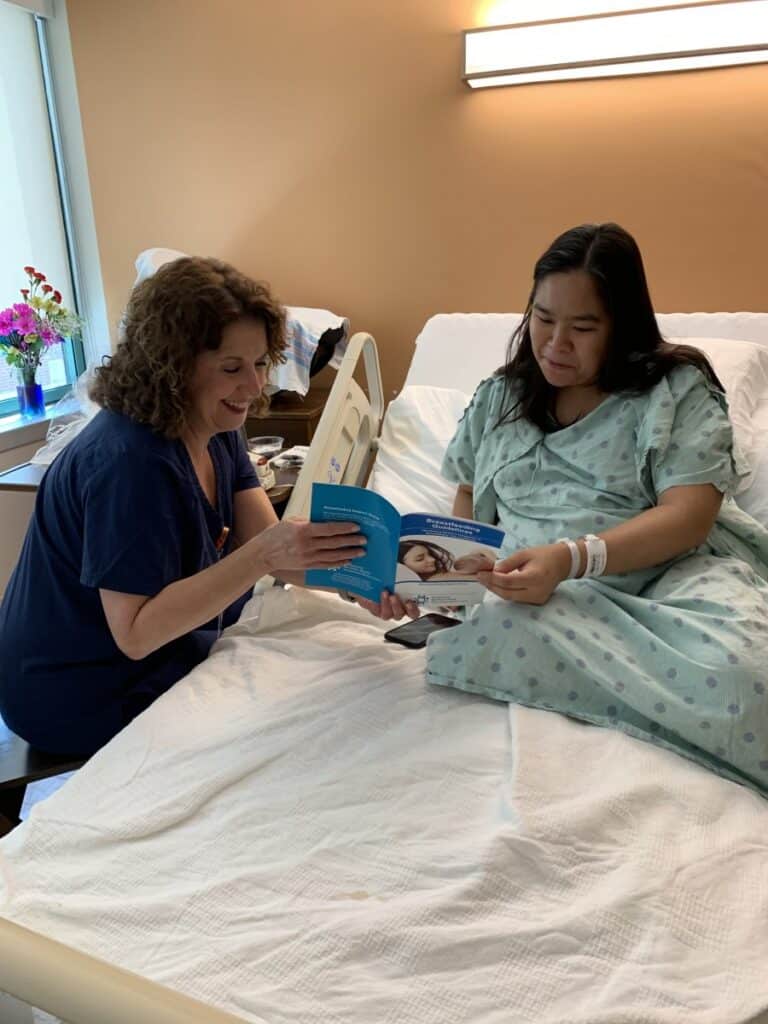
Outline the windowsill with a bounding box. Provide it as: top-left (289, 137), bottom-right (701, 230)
top-left (0, 408), bottom-right (56, 455)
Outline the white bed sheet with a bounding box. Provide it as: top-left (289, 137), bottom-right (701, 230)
top-left (3, 310), bottom-right (768, 1023)
top-left (2, 586), bottom-right (768, 1024)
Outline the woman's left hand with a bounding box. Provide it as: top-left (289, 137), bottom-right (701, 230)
top-left (477, 544), bottom-right (571, 605)
top-left (354, 590), bottom-right (421, 621)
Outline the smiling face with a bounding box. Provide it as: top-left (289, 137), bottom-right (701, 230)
top-left (530, 270), bottom-right (612, 393)
top-left (402, 544), bottom-right (437, 577)
top-left (184, 317), bottom-right (269, 441)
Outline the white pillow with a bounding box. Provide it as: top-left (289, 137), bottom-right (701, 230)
top-left (670, 336), bottom-right (768, 494)
top-left (369, 385), bottom-right (470, 515)
top-left (735, 392), bottom-right (768, 527)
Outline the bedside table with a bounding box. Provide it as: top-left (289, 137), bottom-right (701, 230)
top-left (246, 386), bottom-right (330, 449)
top-left (266, 464), bottom-right (300, 518)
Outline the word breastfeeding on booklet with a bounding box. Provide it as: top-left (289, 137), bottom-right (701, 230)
top-left (307, 483), bottom-right (505, 607)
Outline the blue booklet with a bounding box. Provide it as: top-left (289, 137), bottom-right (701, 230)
top-left (306, 483), bottom-right (506, 607)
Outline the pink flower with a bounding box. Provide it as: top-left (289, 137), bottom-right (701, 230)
top-left (11, 303), bottom-right (38, 336)
top-left (39, 325), bottom-right (60, 348)
top-left (2, 269), bottom-right (78, 377)
top-left (0, 309), bottom-right (15, 336)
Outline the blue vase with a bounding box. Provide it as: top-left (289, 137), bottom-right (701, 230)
top-left (16, 379), bottom-right (45, 418)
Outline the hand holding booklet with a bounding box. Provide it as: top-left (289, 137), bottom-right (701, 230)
top-left (306, 483), bottom-right (506, 606)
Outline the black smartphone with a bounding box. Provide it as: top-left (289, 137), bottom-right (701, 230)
top-left (384, 612), bottom-right (461, 649)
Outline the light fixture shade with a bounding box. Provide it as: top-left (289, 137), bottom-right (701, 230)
top-left (464, 1), bottom-right (768, 88)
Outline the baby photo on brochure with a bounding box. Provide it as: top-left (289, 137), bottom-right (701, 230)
top-left (395, 535), bottom-right (499, 605)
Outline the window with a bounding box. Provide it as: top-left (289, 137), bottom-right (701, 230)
top-left (0, 1), bottom-right (85, 417)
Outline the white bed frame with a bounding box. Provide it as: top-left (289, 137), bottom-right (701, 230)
top-left (282, 331), bottom-right (384, 520)
top-left (0, 917), bottom-right (246, 1023)
top-left (2, 311), bottom-right (768, 1024)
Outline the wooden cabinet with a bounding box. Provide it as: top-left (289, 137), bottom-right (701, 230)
top-left (246, 386), bottom-right (330, 449)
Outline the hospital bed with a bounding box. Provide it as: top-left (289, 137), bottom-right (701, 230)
top-left (1, 312), bottom-right (768, 1024)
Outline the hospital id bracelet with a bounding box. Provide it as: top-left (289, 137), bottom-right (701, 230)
top-left (556, 538), bottom-right (581, 579)
top-left (582, 533), bottom-right (608, 578)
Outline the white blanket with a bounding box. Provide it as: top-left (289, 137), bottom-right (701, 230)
top-left (2, 587), bottom-right (768, 1024)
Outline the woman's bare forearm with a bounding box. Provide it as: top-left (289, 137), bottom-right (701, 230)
top-left (574, 485), bottom-right (722, 577)
top-left (452, 485), bottom-right (474, 520)
top-left (103, 541), bottom-right (270, 660)
top-left (103, 520), bottom-right (365, 659)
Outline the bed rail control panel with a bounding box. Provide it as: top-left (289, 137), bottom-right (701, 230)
top-left (283, 331), bottom-right (384, 520)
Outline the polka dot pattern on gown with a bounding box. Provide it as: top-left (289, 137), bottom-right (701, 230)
top-left (431, 365), bottom-right (768, 793)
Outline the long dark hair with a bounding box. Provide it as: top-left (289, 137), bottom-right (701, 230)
top-left (398, 540), bottom-right (453, 580)
top-left (499, 223), bottom-right (723, 431)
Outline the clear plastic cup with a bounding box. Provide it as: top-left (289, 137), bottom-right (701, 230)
top-left (247, 435), bottom-right (284, 461)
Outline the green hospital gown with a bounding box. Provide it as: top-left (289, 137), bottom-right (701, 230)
top-left (427, 364), bottom-right (768, 793)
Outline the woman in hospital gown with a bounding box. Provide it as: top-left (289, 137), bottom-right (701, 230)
top-left (427, 223), bottom-right (768, 793)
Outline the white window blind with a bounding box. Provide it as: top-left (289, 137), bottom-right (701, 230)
top-left (0, 0), bottom-right (54, 18)
top-left (0, 1), bottom-right (78, 409)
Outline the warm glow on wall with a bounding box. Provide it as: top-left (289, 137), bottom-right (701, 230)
top-left (466, 0), bottom-right (768, 87)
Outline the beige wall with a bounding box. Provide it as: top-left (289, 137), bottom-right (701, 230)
top-left (66, 0), bottom-right (768, 400)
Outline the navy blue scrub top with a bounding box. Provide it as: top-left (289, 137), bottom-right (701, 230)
top-left (0, 409), bottom-right (260, 755)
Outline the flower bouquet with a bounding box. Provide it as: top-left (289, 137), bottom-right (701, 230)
top-left (0, 266), bottom-right (83, 418)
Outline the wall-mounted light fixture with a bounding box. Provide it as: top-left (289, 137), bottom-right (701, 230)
top-left (464, 0), bottom-right (768, 88)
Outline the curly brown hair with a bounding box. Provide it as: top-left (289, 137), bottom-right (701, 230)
top-left (90, 257), bottom-right (287, 437)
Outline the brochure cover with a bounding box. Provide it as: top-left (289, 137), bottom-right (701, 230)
top-left (306, 483), bottom-right (506, 606)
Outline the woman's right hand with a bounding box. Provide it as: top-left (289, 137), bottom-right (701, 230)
top-left (476, 543), bottom-right (570, 605)
top-left (250, 518), bottom-right (367, 574)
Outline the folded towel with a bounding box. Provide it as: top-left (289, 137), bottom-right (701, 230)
top-left (267, 308), bottom-right (350, 396)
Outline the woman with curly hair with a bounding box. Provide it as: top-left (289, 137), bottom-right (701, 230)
top-left (0, 257), bottom-right (367, 757)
